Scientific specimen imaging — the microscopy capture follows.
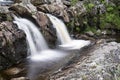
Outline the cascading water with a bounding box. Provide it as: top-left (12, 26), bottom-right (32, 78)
top-left (47, 14), bottom-right (91, 50)
top-left (13, 16), bottom-right (48, 55)
top-left (13, 16), bottom-right (71, 80)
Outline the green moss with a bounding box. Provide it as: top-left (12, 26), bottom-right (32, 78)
top-left (107, 7), bottom-right (114, 12)
top-left (70, 0), bottom-right (79, 6)
top-left (88, 3), bottom-right (95, 9)
top-left (85, 26), bottom-right (97, 33)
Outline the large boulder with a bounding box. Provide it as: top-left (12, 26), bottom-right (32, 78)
top-left (50, 41), bottom-right (120, 80)
top-left (0, 21), bottom-right (27, 70)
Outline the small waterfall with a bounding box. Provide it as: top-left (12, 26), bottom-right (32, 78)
top-left (13, 16), bottom-right (72, 80)
top-left (13, 16), bottom-right (48, 55)
top-left (47, 14), bottom-right (72, 44)
top-left (47, 14), bottom-right (91, 50)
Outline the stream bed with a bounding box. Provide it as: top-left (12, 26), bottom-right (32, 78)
top-left (0, 36), bottom-right (120, 80)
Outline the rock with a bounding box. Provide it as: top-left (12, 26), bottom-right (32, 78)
top-left (0, 6), bottom-right (12, 22)
top-left (34, 12), bottom-right (49, 27)
top-left (37, 3), bottom-right (70, 22)
top-left (0, 21), bottom-right (27, 70)
top-left (63, 1), bottom-right (71, 7)
top-left (0, 6), bottom-right (9, 13)
top-left (85, 31), bottom-right (94, 37)
top-left (14, 0), bottom-right (22, 3)
top-left (31, 0), bottom-right (47, 5)
top-left (50, 42), bottom-right (120, 80)
top-left (33, 11), bottom-right (57, 48)
top-left (9, 5), bottom-right (31, 16)
top-left (3, 67), bottom-right (23, 75)
top-left (68, 1), bottom-right (86, 17)
top-left (11, 77), bottom-right (28, 80)
top-left (31, 0), bottom-right (55, 5)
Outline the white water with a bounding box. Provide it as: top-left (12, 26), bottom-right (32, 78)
top-left (13, 16), bottom-right (48, 55)
top-left (47, 14), bottom-right (91, 50)
top-left (47, 14), bottom-right (71, 44)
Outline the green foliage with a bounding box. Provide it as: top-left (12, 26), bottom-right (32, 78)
top-left (83, 0), bottom-right (120, 33)
top-left (84, 3), bottom-right (95, 12)
top-left (85, 26), bottom-right (97, 33)
top-left (69, 0), bottom-right (120, 34)
top-left (101, 0), bottom-right (106, 4)
top-left (70, 0), bottom-right (79, 6)
top-left (101, 4), bottom-right (120, 29)
top-left (88, 3), bottom-right (95, 9)
top-left (107, 7), bottom-right (114, 12)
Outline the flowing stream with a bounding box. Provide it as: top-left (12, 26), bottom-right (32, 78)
top-left (47, 14), bottom-right (91, 50)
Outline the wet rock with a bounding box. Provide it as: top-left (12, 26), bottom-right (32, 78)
top-left (0, 21), bottom-right (27, 70)
top-left (33, 11), bottom-right (57, 48)
top-left (34, 12), bottom-right (49, 27)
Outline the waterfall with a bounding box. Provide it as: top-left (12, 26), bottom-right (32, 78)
top-left (47, 14), bottom-right (91, 50)
top-left (13, 16), bottom-right (48, 55)
top-left (47, 14), bottom-right (71, 44)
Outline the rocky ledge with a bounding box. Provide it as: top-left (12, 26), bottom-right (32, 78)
top-left (50, 41), bottom-right (120, 80)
